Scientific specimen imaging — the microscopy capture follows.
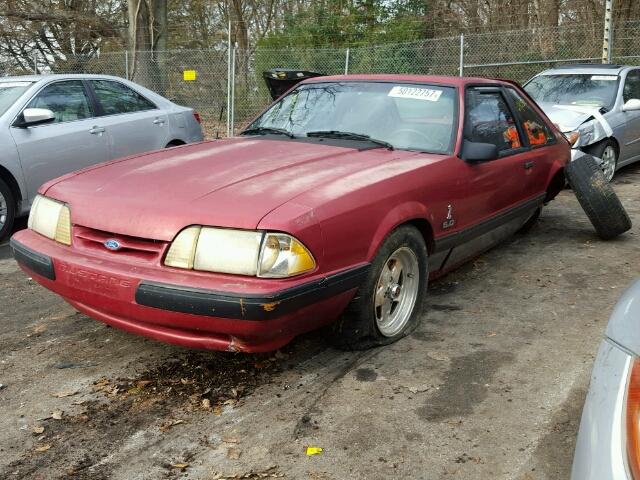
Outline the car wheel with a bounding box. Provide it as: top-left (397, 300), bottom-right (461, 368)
top-left (329, 225), bottom-right (428, 350)
top-left (517, 207), bottom-right (541, 234)
top-left (0, 178), bottom-right (16, 241)
top-left (583, 139), bottom-right (618, 182)
top-left (565, 154), bottom-right (631, 240)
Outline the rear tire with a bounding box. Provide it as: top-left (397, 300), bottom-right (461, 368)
top-left (565, 154), bottom-right (631, 240)
top-left (0, 178), bottom-right (16, 241)
top-left (329, 225), bottom-right (428, 350)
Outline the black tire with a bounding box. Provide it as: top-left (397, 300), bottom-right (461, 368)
top-left (0, 178), bottom-right (16, 241)
top-left (329, 225), bottom-right (428, 351)
top-left (565, 154), bottom-right (631, 240)
top-left (517, 207), bottom-right (541, 234)
top-left (582, 138), bottom-right (618, 182)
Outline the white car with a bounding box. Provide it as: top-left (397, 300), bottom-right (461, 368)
top-left (572, 278), bottom-right (640, 479)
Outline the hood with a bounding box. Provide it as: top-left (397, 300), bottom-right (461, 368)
top-left (536, 102), bottom-right (598, 132)
top-left (46, 137), bottom-right (416, 240)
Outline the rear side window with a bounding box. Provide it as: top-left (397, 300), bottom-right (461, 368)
top-left (28, 80), bottom-right (93, 123)
top-left (465, 89), bottom-right (522, 153)
top-left (624, 70), bottom-right (640, 103)
top-left (90, 80), bottom-right (156, 115)
top-left (506, 88), bottom-right (555, 146)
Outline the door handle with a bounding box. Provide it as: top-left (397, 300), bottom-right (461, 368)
top-left (89, 126), bottom-right (105, 134)
top-left (524, 161), bottom-right (535, 170)
top-left (153, 118), bottom-right (166, 125)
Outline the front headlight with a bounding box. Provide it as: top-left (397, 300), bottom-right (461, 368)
top-left (165, 227), bottom-right (316, 278)
top-left (28, 195), bottom-right (72, 245)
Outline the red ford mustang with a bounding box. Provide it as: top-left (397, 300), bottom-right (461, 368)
top-left (11, 75), bottom-right (569, 352)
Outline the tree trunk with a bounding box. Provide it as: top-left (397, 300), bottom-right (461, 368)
top-left (127, 0), bottom-right (167, 93)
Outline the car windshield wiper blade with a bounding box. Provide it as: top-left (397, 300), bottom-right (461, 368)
top-left (241, 127), bottom-right (295, 138)
top-left (306, 130), bottom-right (394, 150)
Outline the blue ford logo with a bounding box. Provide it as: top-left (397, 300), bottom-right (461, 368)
top-left (104, 239), bottom-right (121, 251)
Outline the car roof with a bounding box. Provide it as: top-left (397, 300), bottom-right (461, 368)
top-left (0, 73), bottom-right (130, 83)
top-left (302, 74), bottom-right (516, 87)
top-left (536, 63), bottom-right (634, 76)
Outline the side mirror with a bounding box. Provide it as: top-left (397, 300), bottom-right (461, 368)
top-left (17, 108), bottom-right (55, 127)
top-left (461, 139), bottom-right (499, 163)
top-left (622, 99), bottom-right (640, 112)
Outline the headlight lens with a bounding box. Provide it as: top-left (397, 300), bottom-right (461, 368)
top-left (164, 227), bottom-right (316, 278)
top-left (565, 130), bottom-right (580, 147)
top-left (28, 195), bottom-right (72, 245)
top-left (258, 232), bottom-right (316, 278)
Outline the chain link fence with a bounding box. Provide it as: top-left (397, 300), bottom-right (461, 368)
top-left (12, 20), bottom-right (640, 138)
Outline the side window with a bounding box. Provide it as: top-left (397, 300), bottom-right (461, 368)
top-left (90, 80), bottom-right (156, 115)
top-left (506, 88), bottom-right (555, 147)
top-left (623, 70), bottom-right (640, 103)
top-left (465, 89), bottom-right (522, 153)
top-left (27, 81), bottom-right (92, 124)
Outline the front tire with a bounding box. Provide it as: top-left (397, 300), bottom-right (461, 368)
top-left (329, 225), bottom-right (428, 350)
top-left (583, 138), bottom-right (618, 182)
top-left (0, 178), bottom-right (15, 241)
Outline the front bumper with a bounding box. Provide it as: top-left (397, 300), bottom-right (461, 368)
top-left (10, 230), bottom-right (368, 352)
top-left (571, 339), bottom-right (632, 479)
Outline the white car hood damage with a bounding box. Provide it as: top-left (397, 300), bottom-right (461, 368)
top-left (537, 102), bottom-right (612, 148)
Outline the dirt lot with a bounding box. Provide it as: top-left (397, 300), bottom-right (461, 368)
top-left (1, 165), bottom-right (639, 480)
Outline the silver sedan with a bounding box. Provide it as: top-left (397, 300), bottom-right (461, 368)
top-left (0, 74), bottom-right (204, 238)
top-left (572, 278), bottom-right (640, 479)
top-left (525, 64), bottom-right (640, 182)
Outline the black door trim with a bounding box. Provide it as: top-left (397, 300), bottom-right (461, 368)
top-left (433, 193), bottom-right (545, 253)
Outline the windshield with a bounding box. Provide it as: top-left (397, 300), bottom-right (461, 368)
top-left (0, 81), bottom-right (33, 116)
top-left (524, 74), bottom-right (619, 109)
top-left (247, 82), bottom-right (457, 154)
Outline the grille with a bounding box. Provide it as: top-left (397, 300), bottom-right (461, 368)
top-left (73, 226), bottom-right (167, 263)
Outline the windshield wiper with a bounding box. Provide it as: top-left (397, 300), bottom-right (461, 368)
top-left (241, 127), bottom-right (295, 138)
top-left (306, 130), bottom-right (394, 150)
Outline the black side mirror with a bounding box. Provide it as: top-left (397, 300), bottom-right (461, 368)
top-left (461, 140), bottom-right (498, 163)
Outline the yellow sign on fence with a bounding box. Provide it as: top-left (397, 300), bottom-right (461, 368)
top-left (183, 70), bottom-right (197, 81)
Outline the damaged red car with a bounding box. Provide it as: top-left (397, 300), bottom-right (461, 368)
top-left (11, 75), bottom-right (570, 352)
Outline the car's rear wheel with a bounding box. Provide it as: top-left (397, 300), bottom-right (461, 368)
top-left (565, 153), bottom-right (631, 240)
top-left (329, 225), bottom-right (428, 350)
top-left (0, 178), bottom-right (16, 241)
top-left (583, 138), bottom-right (618, 182)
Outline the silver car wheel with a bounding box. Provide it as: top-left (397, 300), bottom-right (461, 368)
top-left (600, 145), bottom-right (617, 182)
top-left (0, 189), bottom-right (6, 229)
top-left (374, 247), bottom-right (420, 337)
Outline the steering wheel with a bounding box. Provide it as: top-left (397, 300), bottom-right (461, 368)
top-left (390, 128), bottom-right (444, 151)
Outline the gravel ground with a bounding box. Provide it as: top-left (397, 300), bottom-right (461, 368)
top-left (1, 164), bottom-right (639, 480)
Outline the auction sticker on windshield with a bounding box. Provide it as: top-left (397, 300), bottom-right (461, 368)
top-left (388, 86), bottom-right (443, 102)
top-left (591, 75), bottom-right (618, 81)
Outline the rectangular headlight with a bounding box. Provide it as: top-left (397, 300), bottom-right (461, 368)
top-left (165, 227), bottom-right (315, 278)
top-left (28, 195), bottom-right (72, 245)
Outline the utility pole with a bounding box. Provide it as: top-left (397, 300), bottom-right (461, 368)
top-left (601, 0), bottom-right (613, 64)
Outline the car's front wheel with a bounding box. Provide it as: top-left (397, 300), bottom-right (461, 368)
top-left (583, 138), bottom-right (618, 182)
top-left (330, 225), bottom-right (428, 350)
top-left (0, 178), bottom-right (15, 241)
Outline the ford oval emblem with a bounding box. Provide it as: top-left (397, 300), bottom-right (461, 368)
top-left (104, 239), bottom-right (121, 251)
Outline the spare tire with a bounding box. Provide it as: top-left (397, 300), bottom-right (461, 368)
top-left (565, 154), bottom-right (631, 240)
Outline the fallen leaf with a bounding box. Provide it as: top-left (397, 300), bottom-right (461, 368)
top-left (51, 409), bottom-right (63, 420)
top-left (202, 398), bottom-right (211, 409)
top-left (50, 390), bottom-right (78, 398)
top-left (33, 324), bottom-right (48, 334)
top-left (159, 419), bottom-right (185, 432)
top-left (222, 436), bottom-right (239, 444)
top-left (31, 425), bottom-right (45, 434)
top-left (306, 446), bottom-right (323, 456)
top-left (486, 332), bottom-right (497, 337)
top-left (212, 406), bottom-right (223, 416)
top-left (35, 444), bottom-right (52, 452)
top-left (227, 447), bottom-right (242, 459)
top-left (171, 463), bottom-right (189, 470)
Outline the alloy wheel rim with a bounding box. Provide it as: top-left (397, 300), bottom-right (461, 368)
top-left (601, 146), bottom-right (616, 182)
top-left (374, 247), bottom-right (420, 337)
top-left (0, 190), bottom-right (6, 229)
